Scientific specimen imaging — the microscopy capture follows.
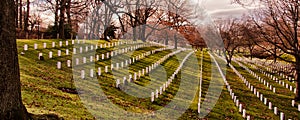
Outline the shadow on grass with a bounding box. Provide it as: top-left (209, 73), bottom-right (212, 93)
top-left (30, 113), bottom-right (64, 120)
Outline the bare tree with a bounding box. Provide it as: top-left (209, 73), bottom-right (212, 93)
top-left (235, 0), bottom-right (300, 101)
top-left (217, 18), bottom-right (243, 66)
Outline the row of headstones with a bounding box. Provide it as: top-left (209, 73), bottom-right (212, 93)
top-left (150, 51), bottom-right (194, 102)
top-left (234, 59), bottom-right (279, 94)
top-left (210, 53), bottom-right (251, 120)
top-left (73, 49), bottom-right (184, 87)
top-left (198, 50), bottom-right (204, 114)
top-left (256, 60), bottom-right (295, 81)
top-left (228, 61), bottom-right (285, 119)
top-left (40, 43), bottom-right (153, 61)
top-left (237, 58), bottom-right (296, 93)
top-left (56, 46), bottom-right (167, 70)
top-left (243, 58), bottom-right (295, 82)
top-left (24, 39), bottom-right (138, 51)
top-left (115, 49), bottom-right (184, 89)
top-left (228, 58), bottom-right (297, 120)
top-left (237, 57), bottom-right (296, 86)
top-left (235, 59), bottom-right (300, 113)
top-left (259, 67), bottom-right (296, 93)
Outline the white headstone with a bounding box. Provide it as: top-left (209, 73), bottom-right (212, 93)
top-left (58, 50), bottom-right (61, 56)
top-left (59, 41), bottom-right (62, 47)
top-left (49, 51), bottom-right (53, 58)
top-left (90, 69), bottom-right (94, 77)
top-left (98, 67), bottom-right (101, 76)
top-left (24, 44), bottom-right (28, 51)
top-left (76, 58), bottom-right (79, 65)
top-left (34, 43), bottom-right (38, 49)
top-left (81, 70), bottom-right (85, 79)
top-left (116, 79), bottom-right (120, 88)
top-left (66, 49), bottom-right (69, 55)
top-left (73, 48), bottom-right (76, 54)
top-left (57, 61), bottom-right (61, 69)
top-left (90, 56), bottom-right (93, 62)
top-left (38, 53), bottom-right (43, 60)
top-left (52, 42), bottom-right (55, 48)
top-left (280, 112), bottom-right (284, 120)
top-left (151, 92), bottom-right (154, 102)
top-left (242, 109), bottom-right (246, 118)
top-left (43, 43), bottom-right (47, 48)
top-left (105, 66), bottom-right (108, 73)
top-left (67, 60), bottom-right (71, 67)
top-left (83, 57), bottom-right (86, 64)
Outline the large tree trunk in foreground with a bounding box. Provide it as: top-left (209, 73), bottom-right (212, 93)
top-left (0, 0), bottom-right (29, 119)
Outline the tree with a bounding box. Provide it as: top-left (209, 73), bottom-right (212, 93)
top-left (235, 0), bottom-right (300, 101)
top-left (217, 18), bottom-right (243, 66)
top-left (0, 0), bottom-right (29, 119)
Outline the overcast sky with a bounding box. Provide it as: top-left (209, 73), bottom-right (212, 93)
top-left (37, 0), bottom-right (253, 27)
top-left (202, 0), bottom-right (252, 19)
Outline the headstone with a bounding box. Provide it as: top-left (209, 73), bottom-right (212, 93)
top-left (24, 44), bottom-right (28, 51)
top-left (105, 66), bottom-right (108, 73)
top-left (43, 43), bottom-right (47, 48)
top-left (85, 46), bottom-right (88, 52)
top-left (66, 41), bottom-right (68, 46)
top-left (280, 112), bottom-right (284, 120)
top-left (38, 53), bottom-right (44, 60)
top-left (58, 50), bottom-right (61, 57)
top-left (67, 60), bottom-right (71, 67)
top-left (269, 102), bottom-right (272, 109)
top-left (59, 41), bottom-right (62, 47)
top-left (49, 51), bottom-right (53, 59)
top-left (242, 109), bottom-right (246, 118)
top-left (76, 58), bottom-right (79, 65)
top-left (96, 55), bottom-right (99, 61)
top-left (90, 69), bottom-right (94, 77)
top-left (83, 57), bottom-right (86, 64)
top-left (246, 116), bottom-right (250, 120)
top-left (73, 48), bottom-right (76, 54)
top-left (57, 61), bottom-right (61, 69)
top-left (116, 79), bottom-right (120, 88)
top-left (52, 42), bottom-right (55, 48)
top-left (151, 92), bottom-right (154, 102)
top-left (274, 107), bottom-right (278, 115)
top-left (98, 67), bottom-right (101, 76)
top-left (34, 43), bottom-right (38, 49)
top-left (81, 70), bottom-right (85, 79)
top-left (66, 49), bottom-right (69, 55)
top-left (90, 56), bottom-right (93, 62)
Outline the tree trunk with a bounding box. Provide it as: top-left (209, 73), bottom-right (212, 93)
top-left (54, 0), bottom-right (59, 38)
top-left (0, 0), bottom-right (29, 119)
top-left (24, 0), bottom-right (30, 37)
top-left (19, 0), bottom-right (22, 29)
top-left (15, 0), bottom-right (18, 28)
top-left (66, 0), bottom-right (71, 38)
top-left (59, 0), bottom-right (66, 40)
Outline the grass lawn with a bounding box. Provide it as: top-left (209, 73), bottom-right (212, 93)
top-left (17, 39), bottom-right (297, 119)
